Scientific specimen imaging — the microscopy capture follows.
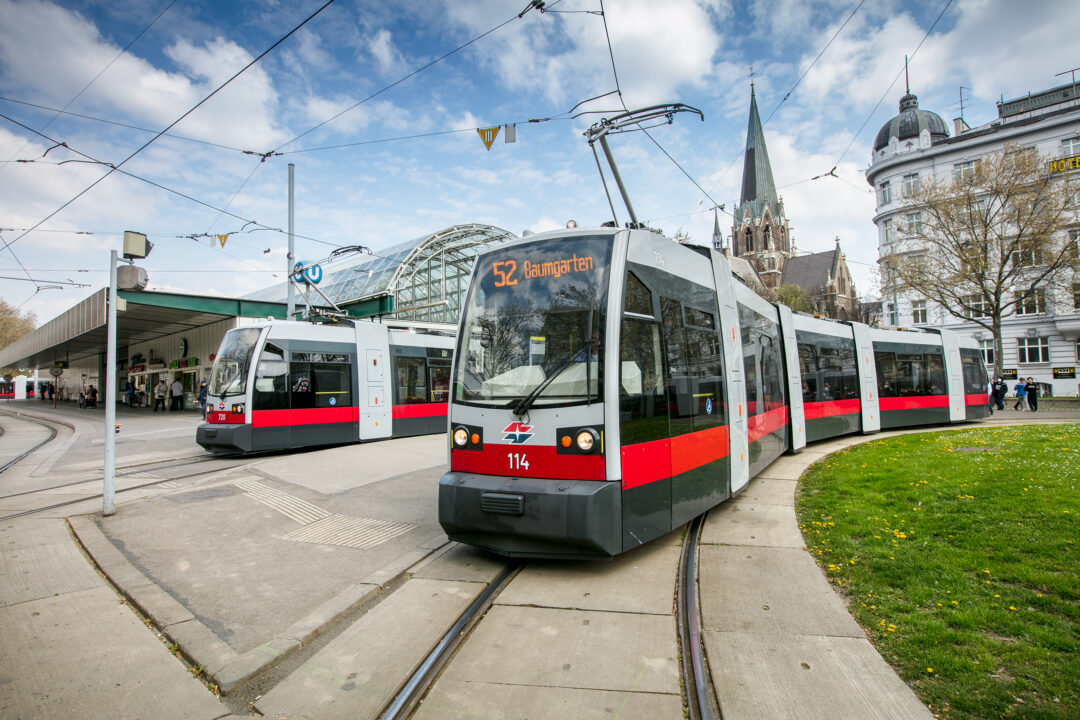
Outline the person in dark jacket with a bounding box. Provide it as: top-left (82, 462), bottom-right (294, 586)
top-left (196, 380), bottom-right (209, 418)
top-left (991, 378), bottom-right (1007, 411)
top-left (1024, 377), bottom-right (1039, 412)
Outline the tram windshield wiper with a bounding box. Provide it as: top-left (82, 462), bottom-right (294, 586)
top-left (511, 352), bottom-right (583, 417)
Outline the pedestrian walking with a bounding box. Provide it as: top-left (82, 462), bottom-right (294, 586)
top-left (153, 379), bottom-right (167, 412)
top-left (1013, 379), bottom-right (1028, 411)
top-left (991, 378), bottom-right (1007, 411)
top-left (1025, 377), bottom-right (1039, 413)
top-left (170, 377), bottom-right (183, 411)
top-left (987, 379), bottom-right (995, 414)
top-left (196, 380), bottom-right (209, 419)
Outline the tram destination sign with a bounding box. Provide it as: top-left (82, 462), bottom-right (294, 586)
top-left (1052, 367), bottom-right (1076, 379)
top-left (492, 254), bottom-right (596, 288)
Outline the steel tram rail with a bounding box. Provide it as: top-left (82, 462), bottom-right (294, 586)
top-left (0, 411), bottom-right (58, 474)
top-left (377, 561), bottom-right (522, 720)
top-left (679, 513), bottom-right (717, 720)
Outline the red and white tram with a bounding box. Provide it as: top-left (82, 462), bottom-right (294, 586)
top-left (438, 226), bottom-right (990, 559)
top-left (197, 319), bottom-right (454, 453)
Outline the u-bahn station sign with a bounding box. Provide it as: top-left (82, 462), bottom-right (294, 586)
top-left (1048, 154), bottom-right (1080, 173)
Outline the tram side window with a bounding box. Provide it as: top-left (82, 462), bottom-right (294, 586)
top-left (290, 363), bottom-right (314, 410)
top-left (396, 356), bottom-right (428, 404)
top-left (960, 349), bottom-right (988, 394)
top-left (429, 360), bottom-right (451, 402)
top-left (875, 351), bottom-right (943, 396)
top-left (253, 344), bottom-right (289, 410)
top-left (313, 363), bottom-right (351, 408)
top-left (683, 306), bottom-right (725, 428)
top-left (798, 343), bottom-right (820, 400)
top-left (619, 318), bottom-right (667, 444)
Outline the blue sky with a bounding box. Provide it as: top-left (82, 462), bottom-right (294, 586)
top-left (2, 0), bottom-right (1078, 326)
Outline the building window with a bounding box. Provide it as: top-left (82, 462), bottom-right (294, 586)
top-left (879, 181), bottom-right (892, 204)
top-left (980, 339), bottom-right (995, 366)
top-left (1017, 337), bottom-right (1049, 364)
top-left (887, 303), bottom-right (899, 326)
top-left (884, 219), bottom-right (895, 245)
top-left (912, 300), bottom-right (928, 324)
top-left (1074, 282), bottom-right (1080, 310)
top-left (953, 160), bottom-right (977, 182)
top-left (1076, 338), bottom-right (1080, 362)
top-left (1070, 228), bottom-right (1079, 259)
top-left (965, 293), bottom-right (991, 318)
top-left (1013, 245), bottom-right (1046, 267)
top-left (906, 212), bottom-right (923, 236)
top-left (1062, 136), bottom-right (1080, 157)
top-left (902, 173), bottom-right (920, 197)
top-left (1014, 288), bottom-right (1047, 315)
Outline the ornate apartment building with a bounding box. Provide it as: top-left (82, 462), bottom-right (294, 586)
top-left (865, 80), bottom-right (1080, 395)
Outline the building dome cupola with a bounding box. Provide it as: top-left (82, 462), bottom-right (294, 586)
top-left (873, 62), bottom-right (949, 153)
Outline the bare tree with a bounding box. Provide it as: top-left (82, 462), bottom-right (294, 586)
top-left (1, 299), bottom-right (36, 376)
top-left (883, 146), bottom-right (1078, 377)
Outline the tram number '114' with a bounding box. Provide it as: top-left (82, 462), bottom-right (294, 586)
top-left (508, 452), bottom-right (530, 471)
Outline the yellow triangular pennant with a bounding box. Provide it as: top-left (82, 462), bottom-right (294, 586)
top-left (218, 234), bottom-right (229, 247)
top-left (477, 126), bottom-right (499, 150)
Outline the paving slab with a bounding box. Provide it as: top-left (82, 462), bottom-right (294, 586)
top-left (410, 542), bottom-right (507, 584)
top-left (700, 500), bottom-right (805, 548)
top-left (253, 433), bottom-right (447, 494)
top-left (699, 544), bottom-right (862, 637)
top-left (414, 679), bottom-right (684, 720)
top-left (0, 518), bottom-right (101, 607)
top-left (496, 539), bottom-right (680, 615)
top-left (439, 604), bottom-right (679, 695)
top-left (705, 630), bottom-right (933, 720)
top-left (0, 576), bottom-right (223, 720)
top-left (255, 578), bottom-right (483, 720)
top-left (730, 476), bottom-right (797, 506)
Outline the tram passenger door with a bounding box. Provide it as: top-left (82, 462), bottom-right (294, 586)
top-left (251, 343), bottom-right (290, 451)
top-left (356, 323), bottom-right (391, 440)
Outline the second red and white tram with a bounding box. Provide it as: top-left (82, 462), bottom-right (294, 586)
top-left (197, 319), bottom-right (454, 453)
top-left (438, 226), bottom-right (990, 559)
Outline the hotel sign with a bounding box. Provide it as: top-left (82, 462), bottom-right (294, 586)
top-left (1048, 154), bottom-right (1080, 173)
top-left (1053, 367), bottom-right (1076, 379)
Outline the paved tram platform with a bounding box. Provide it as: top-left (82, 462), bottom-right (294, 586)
top-left (1, 399), bottom-right (1076, 718)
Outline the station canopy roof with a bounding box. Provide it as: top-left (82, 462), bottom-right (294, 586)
top-left (245, 223), bottom-right (515, 323)
top-left (0, 290), bottom-right (293, 371)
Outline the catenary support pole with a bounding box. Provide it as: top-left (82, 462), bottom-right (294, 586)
top-left (287, 163), bottom-right (295, 320)
top-left (103, 249), bottom-right (117, 515)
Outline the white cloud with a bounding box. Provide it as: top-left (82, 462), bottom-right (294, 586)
top-left (368, 29), bottom-right (406, 76)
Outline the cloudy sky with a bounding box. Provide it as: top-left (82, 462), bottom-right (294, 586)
top-left (1, 0), bottom-right (1078, 327)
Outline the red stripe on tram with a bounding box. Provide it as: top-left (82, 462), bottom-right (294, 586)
top-left (879, 395), bottom-right (949, 412)
top-left (621, 424), bottom-right (731, 491)
top-left (803, 399), bottom-right (861, 420)
top-left (965, 393), bottom-right (989, 406)
top-left (747, 405), bottom-right (789, 444)
top-left (392, 402), bottom-right (448, 419)
top-left (252, 406), bottom-right (359, 427)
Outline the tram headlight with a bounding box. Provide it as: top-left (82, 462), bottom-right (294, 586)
top-left (453, 427), bottom-right (469, 447)
top-left (231, 403), bottom-right (245, 414)
top-left (575, 428), bottom-right (599, 453)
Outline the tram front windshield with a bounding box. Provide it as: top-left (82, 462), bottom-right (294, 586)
top-left (208, 327), bottom-right (262, 397)
top-left (454, 234), bottom-right (613, 408)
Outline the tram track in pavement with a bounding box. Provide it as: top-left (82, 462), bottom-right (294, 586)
top-left (679, 513), bottom-right (719, 720)
top-left (0, 410), bottom-right (59, 474)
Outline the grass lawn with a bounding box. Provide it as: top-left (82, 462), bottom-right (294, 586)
top-left (795, 424), bottom-right (1079, 720)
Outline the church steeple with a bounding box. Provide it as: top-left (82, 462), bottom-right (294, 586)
top-left (731, 82), bottom-right (791, 291)
top-left (738, 85), bottom-right (782, 221)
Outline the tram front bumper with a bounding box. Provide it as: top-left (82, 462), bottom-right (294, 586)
top-left (438, 472), bottom-right (621, 559)
top-left (196, 423), bottom-right (253, 453)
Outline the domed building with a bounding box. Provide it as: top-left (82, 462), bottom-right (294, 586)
top-left (865, 76), bottom-right (1080, 397)
top-left (872, 87), bottom-right (950, 161)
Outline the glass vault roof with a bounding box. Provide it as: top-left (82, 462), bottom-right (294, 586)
top-left (246, 223), bottom-right (515, 323)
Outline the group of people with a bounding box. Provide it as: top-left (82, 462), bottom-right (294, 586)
top-left (988, 377), bottom-right (1040, 413)
top-left (149, 377), bottom-right (209, 413)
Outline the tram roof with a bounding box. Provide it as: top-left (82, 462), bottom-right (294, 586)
top-left (0, 289), bottom-right (294, 371)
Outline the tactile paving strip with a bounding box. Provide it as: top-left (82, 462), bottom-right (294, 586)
top-left (234, 479), bottom-right (330, 525)
top-left (278, 514), bottom-right (415, 549)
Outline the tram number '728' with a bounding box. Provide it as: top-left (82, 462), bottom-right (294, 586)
top-left (493, 260), bottom-right (518, 287)
top-left (508, 452), bottom-right (529, 471)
